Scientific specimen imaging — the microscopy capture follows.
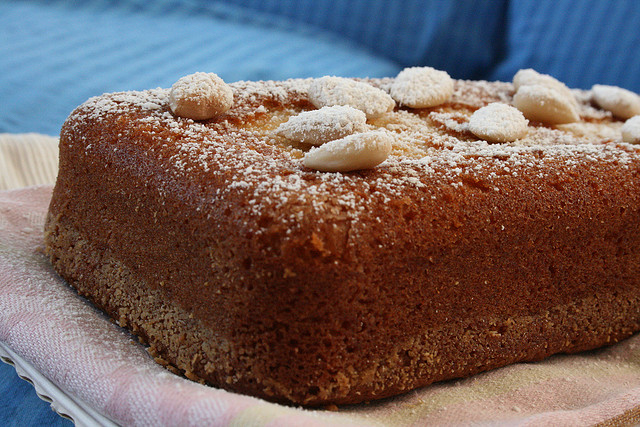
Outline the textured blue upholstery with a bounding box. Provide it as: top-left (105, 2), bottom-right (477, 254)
top-left (209, 0), bottom-right (508, 78)
top-left (2, 1), bottom-right (640, 424)
top-left (490, 0), bottom-right (640, 92)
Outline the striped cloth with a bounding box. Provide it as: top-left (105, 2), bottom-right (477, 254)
top-left (1, 135), bottom-right (640, 425)
top-left (0, 134), bottom-right (59, 191)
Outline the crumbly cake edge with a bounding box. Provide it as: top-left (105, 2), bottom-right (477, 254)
top-left (44, 211), bottom-right (640, 406)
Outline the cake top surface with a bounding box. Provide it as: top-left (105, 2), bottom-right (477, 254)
top-left (66, 72), bottom-right (640, 233)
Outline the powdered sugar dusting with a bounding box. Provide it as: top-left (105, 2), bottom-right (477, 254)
top-left (66, 77), bottom-right (640, 243)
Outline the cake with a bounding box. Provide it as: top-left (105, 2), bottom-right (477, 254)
top-left (44, 68), bottom-right (640, 406)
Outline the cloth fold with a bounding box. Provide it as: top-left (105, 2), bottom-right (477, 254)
top-left (1, 135), bottom-right (640, 425)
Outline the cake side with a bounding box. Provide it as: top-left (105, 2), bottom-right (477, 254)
top-left (45, 77), bottom-right (640, 405)
top-left (44, 218), bottom-right (640, 405)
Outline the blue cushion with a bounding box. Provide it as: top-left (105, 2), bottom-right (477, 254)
top-left (203, 0), bottom-right (508, 79)
top-left (489, 0), bottom-right (640, 92)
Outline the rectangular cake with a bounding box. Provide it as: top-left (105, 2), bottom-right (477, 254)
top-left (44, 69), bottom-right (640, 406)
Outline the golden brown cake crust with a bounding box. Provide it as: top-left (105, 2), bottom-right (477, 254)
top-left (45, 78), bottom-right (640, 405)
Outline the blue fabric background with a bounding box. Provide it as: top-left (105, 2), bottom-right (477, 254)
top-left (0, 362), bottom-right (72, 426)
top-left (489, 0), bottom-right (640, 90)
top-left (2, 0), bottom-right (640, 424)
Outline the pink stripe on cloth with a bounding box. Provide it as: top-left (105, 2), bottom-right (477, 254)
top-left (1, 186), bottom-right (640, 426)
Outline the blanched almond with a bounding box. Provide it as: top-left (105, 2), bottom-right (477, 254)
top-left (513, 84), bottom-right (579, 124)
top-left (303, 131), bottom-right (392, 172)
top-left (390, 66), bottom-right (454, 108)
top-left (169, 72), bottom-right (233, 120)
top-left (468, 103), bottom-right (528, 143)
top-left (308, 77), bottom-right (395, 119)
top-left (621, 115), bottom-right (640, 144)
top-left (592, 84), bottom-right (640, 119)
top-left (513, 68), bottom-right (577, 107)
top-left (275, 105), bottom-right (367, 146)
